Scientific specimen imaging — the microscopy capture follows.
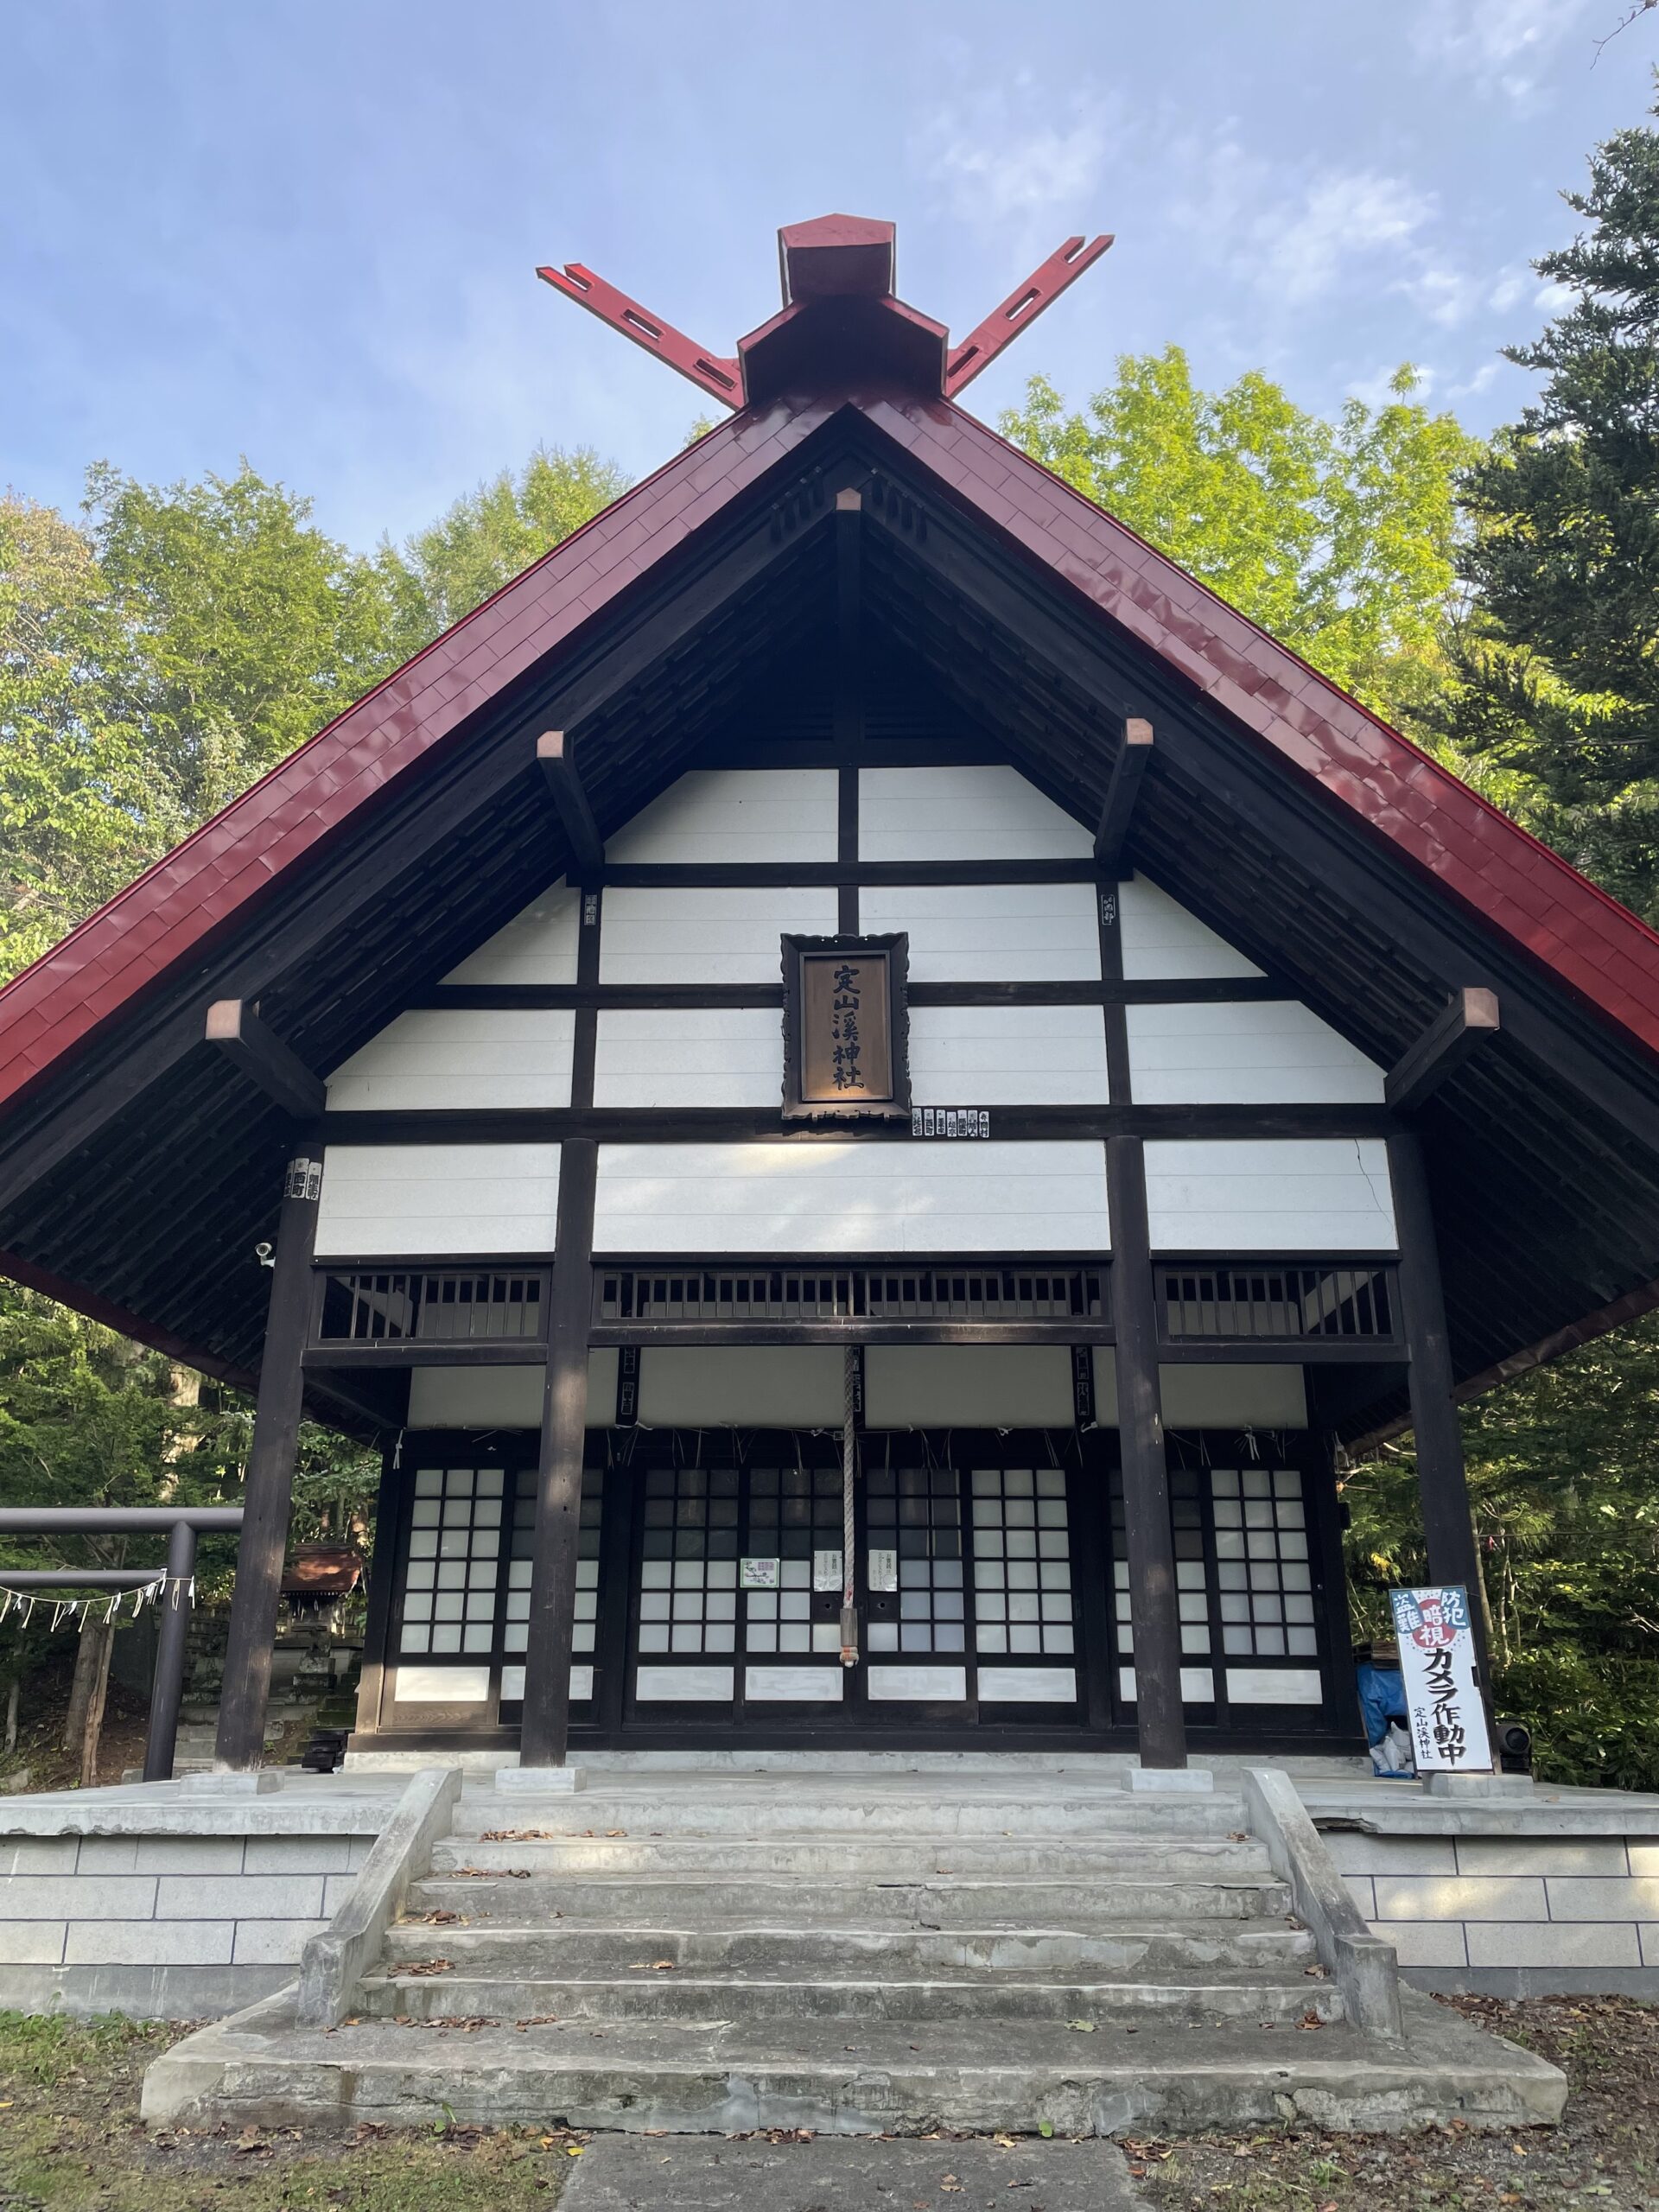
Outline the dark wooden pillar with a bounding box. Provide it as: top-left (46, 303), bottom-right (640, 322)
top-left (1387, 1130), bottom-right (1493, 1681)
top-left (214, 1154), bottom-right (321, 1769)
top-left (519, 1139), bottom-right (599, 1765)
top-left (1104, 1135), bottom-right (1187, 1768)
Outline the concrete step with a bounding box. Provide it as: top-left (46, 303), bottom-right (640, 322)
top-left (142, 1986), bottom-right (1569, 2136)
top-left (429, 1833), bottom-right (1276, 1881)
top-left (383, 1917), bottom-right (1317, 1976)
top-left (410, 1872), bottom-right (1296, 1922)
top-left (454, 1788), bottom-right (1248, 1840)
top-left (359, 1961), bottom-right (1343, 2028)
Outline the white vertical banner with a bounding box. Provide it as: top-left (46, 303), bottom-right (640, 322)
top-left (1389, 1585), bottom-right (1492, 1773)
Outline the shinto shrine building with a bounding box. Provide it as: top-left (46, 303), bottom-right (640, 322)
top-left (5, 213), bottom-right (1659, 1781)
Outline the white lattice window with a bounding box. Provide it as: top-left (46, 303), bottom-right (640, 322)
top-left (971, 1467), bottom-right (1074, 1656)
top-left (1211, 1466), bottom-right (1317, 1658)
top-left (399, 1467), bottom-right (502, 1656)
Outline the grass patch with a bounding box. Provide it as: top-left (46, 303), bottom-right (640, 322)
top-left (0, 2011), bottom-right (585, 2211)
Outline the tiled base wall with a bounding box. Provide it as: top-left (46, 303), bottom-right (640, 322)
top-left (1325, 1827), bottom-right (1659, 1995)
top-left (0, 1832), bottom-right (372, 2018)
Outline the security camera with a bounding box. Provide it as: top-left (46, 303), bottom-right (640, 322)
top-left (254, 1241), bottom-right (275, 1268)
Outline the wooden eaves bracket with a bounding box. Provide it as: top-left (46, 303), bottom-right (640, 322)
top-left (1385, 988), bottom-right (1502, 1112)
top-left (205, 1000), bottom-right (325, 1121)
top-left (537, 730), bottom-right (605, 877)
top-left (1093, 718), bottom-right (1154, 872)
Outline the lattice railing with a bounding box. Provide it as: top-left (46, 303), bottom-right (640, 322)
top-left (316, 1269), bottom-right (547, 1344)
top-left (594, 1264), bottom-right (1107, 1325)
top-left (1158, 1262), bottom-right (1396, 1342)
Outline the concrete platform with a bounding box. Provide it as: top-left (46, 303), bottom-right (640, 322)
top-left (560, 2133), bottom-right (1141, 2211)
top-left (141, 1982), bottom-right (1564, 2137)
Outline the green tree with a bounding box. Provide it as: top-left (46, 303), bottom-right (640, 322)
top-left (0, 496), bottom-right (159, 978)
top-left (395, 444), bottom-right (632, 638)
top-left (1000, 350), bottom-right (1478, 723)
top-left (1441, 93), bottom-right (1659, 921)
top-left (85, 461), bottom-right (416, 820)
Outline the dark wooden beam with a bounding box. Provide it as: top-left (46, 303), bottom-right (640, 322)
top-left (1385, 988), bottom-right (1501, 1114)
top-left (215, 1155), bottom-right (321, 1770)
top-left (205, 1000), bottom-right (326, 1122)
top-left (1386, 1129), bottom-right (1497, 1726)
top-left (1103, 1135), bottom-right (1187, 1770)
top-left (1094, 717), bottom-right (1154, 870)
top-left (537, 731), bottom-right (605, 877)
top-left (519, 1138), bottom-right (599, 1768)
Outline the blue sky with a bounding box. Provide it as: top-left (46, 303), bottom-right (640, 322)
top-left (3, 0), bottom-right (1656, 552)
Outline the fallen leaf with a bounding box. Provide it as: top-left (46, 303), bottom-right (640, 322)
top-left (992, 2133), bottom-right (1016, 2148)
top-left (1303, 1963), bottom-right (1329, 1978)
top-left (397, 1958), bottom-right (454, 1977)
top-left (1298, 2009), bottom-right (1325, 2030)
top-left (1037, 2120), bottom-right (1054, 2139)
top-left (1066, 2019), bottom-right (1096, 2032)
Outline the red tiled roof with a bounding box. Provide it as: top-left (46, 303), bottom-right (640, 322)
top-left (4, 379), bottom-right (1659, 1110)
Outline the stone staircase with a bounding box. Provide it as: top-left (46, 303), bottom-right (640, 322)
top-left (142, 1768), bottom-right (1567, 2136)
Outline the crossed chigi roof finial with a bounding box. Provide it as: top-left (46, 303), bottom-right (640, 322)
top-left (537, 213), bottom-right (1112, 410)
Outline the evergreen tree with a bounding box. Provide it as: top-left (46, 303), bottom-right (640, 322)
top-left (1444, 91), bottom-right (1659, 920)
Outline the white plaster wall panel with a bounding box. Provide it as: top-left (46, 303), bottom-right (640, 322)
top-left (1127, 1001), bottom-right (1384, 1105)
top-left (1225, 1667), bottom-right (1325, 1705)
top-left (593, 1141), bottom-right (1111, 1255)
top-left (327, 1010), bottom-right (575, 1112)
top-left (865, 1345), bottom-right (1074, 1430)
top-left (392, 1666), bottom-right (490, 1703)
top-left (1090, 1357), bottom-right (1308, 1430)
top-left (746, 1666), bottom-right (844, 1700)
top-left (604, 768), bottom-right (837, 862)
top-left (859, 766), bottom-right (1093, 861)
top-left (977, 1668), bottom-right (1077, 1702)
top-left (1142, 1140), bottom-right (1396, 1252)
top-left (1119, 876), bottom-right (1263, 979)
top-left (443, 884), bottom-right (580, 986)
top-left (594, 1007), bottom-right (782, 1108)
top-left (407, 1351), bottom-right (619, 1429)
top-left (861, 884), bottom-right (1102, 982)
top-left (868, 1666), bottom-right (968, 1700)
top-left (315, 1145), bottom-right (561, 1258)
top-left (600, 887), bottom-right (838, 983)
top-left (636, 1665), bottom-right (734, 1700)
top-left (636, 1346), bottom-right (844, 1427)
top-left (909, 1005), bottom-right (1109, 1105)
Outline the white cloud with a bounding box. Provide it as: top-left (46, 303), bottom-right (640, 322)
top-left (910, 70), bottom-right (1118, 235)
top-left (1488, 269), bottom-right (1530, 312)
top-left (1253, 168), bottom-right (1438, 306)
top-left (1398, 261), bottom-right (1480, 327)
top-left (1535, 277), bottom-right (1576, 310)
top-left (1450, 360), bottom-right (1503, 397)
top-left (1411, 0), bottom-right (1591, 105)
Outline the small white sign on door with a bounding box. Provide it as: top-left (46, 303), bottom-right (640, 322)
top-left (740, 1556), bottom-right (780, 1591)
top-left (813, 1548), bottom-right (843, 1593)
top-left (1389, 1585), bottom-right (1492, 1773)
top-left (868, 1547), bottom-right (899, 1593)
